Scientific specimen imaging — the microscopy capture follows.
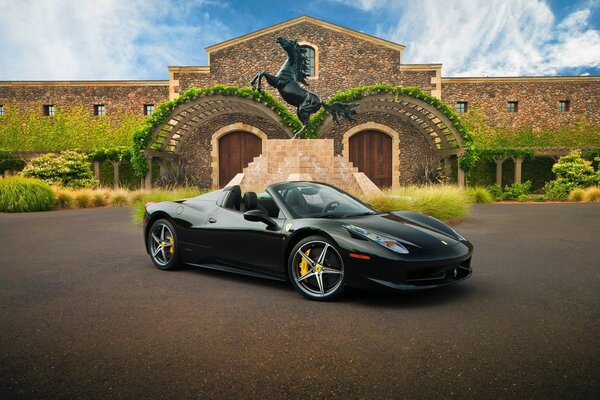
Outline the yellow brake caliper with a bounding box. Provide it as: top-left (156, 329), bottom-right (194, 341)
top-left (299, 249), bottom-right (311, 277)
top-left (169, 236), bottom-right (174, 254)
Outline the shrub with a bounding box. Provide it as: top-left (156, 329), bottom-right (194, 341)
top-left (0, 176), bottom-right (56, 212)
top-left (410, 157), bottom-right (448, 185)
top-left (583, 187), bottom-right (600, 202)
top-left (551, 150), bottom-right (598, 187)
top-left (466, 187), bottom-right (493, 203)
top-left (21, 151), bottom-right (96, 188)
top-left (502, 181), bottom-right (532, 200)
top-left (0, 151), bottom-right (26, 175)
top-left (544, 150), bottom-right (600, 200)
top-left (155, 160), bottom-right (201, 189)
top-left (487, 184), bottom-right (503, 201)
top-left (544, 179), bottom-right (575, 201)
top-left (568, 188), bottom-right (585, 202)
top-left (517, 194), bottom-right (530, 202)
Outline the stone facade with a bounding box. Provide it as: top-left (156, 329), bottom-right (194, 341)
top-left (170, 17), bottom-right (440, 104)
top-left (0, 81), bottom-right (168, 117)
top-left (1, 15), bottom-right (599, 189)
top-left (442, 77), bottom-right (600, 131)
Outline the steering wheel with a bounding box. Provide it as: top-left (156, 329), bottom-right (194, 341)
top-left (322, 201), bottom-right (340, 214)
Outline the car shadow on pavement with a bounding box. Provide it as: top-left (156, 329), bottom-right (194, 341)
top-left (342, 283), bottom-right (479, 308)
top-left (178, 264), bottom-right (480, 307)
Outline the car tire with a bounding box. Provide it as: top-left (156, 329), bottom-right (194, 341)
top-left (288, 235), bottom-right (345, 301)
top-left (148, 218), bottom-right (181, 271)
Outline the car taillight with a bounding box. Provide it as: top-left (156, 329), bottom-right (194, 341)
top-left (145, 201), bottom-right (156, 209)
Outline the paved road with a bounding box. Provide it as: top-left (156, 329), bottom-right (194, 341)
top-left (0, 205), bottom-right (598, 399)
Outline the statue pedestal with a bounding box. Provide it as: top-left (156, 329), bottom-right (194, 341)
top-left (226, 139), bottom-right (381, 196)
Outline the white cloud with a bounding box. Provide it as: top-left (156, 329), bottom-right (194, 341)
top-left (0, 0), bottom-right (231, 80)
top-left (332, 0), bottom-right (600, 76)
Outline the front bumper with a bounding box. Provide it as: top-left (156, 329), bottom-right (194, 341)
top-left (342, 244), bottom-right (473, 291)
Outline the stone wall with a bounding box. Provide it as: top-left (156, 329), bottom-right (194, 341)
top-left (442, 77), bottom-right (600, 131)
top-left (0, 82), bottom-right (169, 117)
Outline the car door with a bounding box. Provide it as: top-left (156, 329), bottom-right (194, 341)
top-left (207, 206), bottom-right (286, 276)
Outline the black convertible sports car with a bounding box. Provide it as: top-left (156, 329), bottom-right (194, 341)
top-left (143, 181), bottom-right (473, 301)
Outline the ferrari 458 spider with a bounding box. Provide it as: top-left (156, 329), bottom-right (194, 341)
top-left (143, 181), bottom-right (473, 301)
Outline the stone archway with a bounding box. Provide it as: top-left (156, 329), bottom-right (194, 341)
top-left (321, 93), bottom-right (466, 186)
top-left (342, 122), bottom-right (401, 189)
top-left (143, 94), bottom-right (293, 188)
top-left (210, 123), bottom-right (268, 187)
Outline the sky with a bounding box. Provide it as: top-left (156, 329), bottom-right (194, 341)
top-left (0, 0), bottom-right (598, 80)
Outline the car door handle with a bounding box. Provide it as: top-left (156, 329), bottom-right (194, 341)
top-left (208, 218), bottom-right (217, 223)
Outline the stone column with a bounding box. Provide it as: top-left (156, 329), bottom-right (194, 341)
top-left (144, 157), bottom-right (153, 189)
top-left (494, 157), bottom-right (505, 187)
top-left (93, 160), bottom-right (101, 183)
top-left (159, 160), bottom-right (168, 180)
top-left (513, 156), bottom-right (523, 184)
top-left (111, 161), bottom-right (120, 189)
top-left (457, 165), bottom-right (465, 188)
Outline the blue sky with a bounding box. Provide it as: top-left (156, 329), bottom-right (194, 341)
top-left (0, 0), bottom-right (598, 80)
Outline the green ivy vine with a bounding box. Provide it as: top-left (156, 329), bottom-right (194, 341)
top-left (88, 146), bottom-right (132, 162)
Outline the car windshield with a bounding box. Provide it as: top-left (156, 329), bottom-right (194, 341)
top-left (272, 182), bottom-right (376, 219)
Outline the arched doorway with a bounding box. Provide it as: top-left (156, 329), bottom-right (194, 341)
top-left (218, 131), bottom-right (262, 187)
top-left (349, 130), bottom-right (392, 188)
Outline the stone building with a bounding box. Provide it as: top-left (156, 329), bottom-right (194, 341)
top-left (1, 15), bottom-right (599, 189)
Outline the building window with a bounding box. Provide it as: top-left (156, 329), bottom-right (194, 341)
top-left (0, 104), bottom-right (4, 116)
top-left (43, 104), bottom-right (55, 117)
top-left (144, 104), bottom-right (155, 116)
top-left (507, 101), bottom-right (518, 113)
top-left (455, 102), bottom-right (468, 113)
top-left (559, 100), bottom-right (570, 112)
top-left (94, 104), bottom-right (106, 116)
top-left (301, 45), bottom-right (316, 77)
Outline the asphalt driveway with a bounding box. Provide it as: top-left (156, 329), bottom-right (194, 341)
top-left (0, 204), bottom-right (598, 399)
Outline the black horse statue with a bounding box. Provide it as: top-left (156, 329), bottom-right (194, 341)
top-left (251, 37), bottom-right (356, 138)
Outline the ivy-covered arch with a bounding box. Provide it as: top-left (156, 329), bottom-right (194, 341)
top-left (130, 85), bottom-right (302, 177)
top-left (306, 85), bottom-right (477, 171)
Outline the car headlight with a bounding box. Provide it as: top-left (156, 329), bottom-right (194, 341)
top-left (343, 224), bottom-right (409, 254)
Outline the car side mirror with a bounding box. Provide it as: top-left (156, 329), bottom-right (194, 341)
top-left (244, 209), bottom-right (279, 230)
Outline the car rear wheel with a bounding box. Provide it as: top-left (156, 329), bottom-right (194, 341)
top-left (148, 218), bottom-right (180, 270)
top-left (288, 236), bottom-right (345, 301)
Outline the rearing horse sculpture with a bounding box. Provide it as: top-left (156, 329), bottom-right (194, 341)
top-left (251, 37), bottom-right (357, 138)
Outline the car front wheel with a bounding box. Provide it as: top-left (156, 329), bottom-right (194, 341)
top-left (148, 218), bottom-right (180, 270)
top-left (288, 236), bottom-right (345, 301)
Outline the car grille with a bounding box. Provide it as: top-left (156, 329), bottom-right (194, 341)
top-left (406, 258), bottom-right (471, 286)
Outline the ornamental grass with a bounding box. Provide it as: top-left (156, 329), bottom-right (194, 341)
top-left (131, 187), bottom-right (205, 224)
top-left (583, 187), bottom-right (600, 202)
top-left (567, 188), bottom-right (586, 202)
top-left (363, 185), bottom-right (472, 221)
top-left (0, 176), bottom-right (56, 212)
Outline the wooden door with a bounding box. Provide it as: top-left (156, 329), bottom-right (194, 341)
top-left (218, 131), bottom-right (262, 187)
top-left (349, 130), bottom-right (392, 188)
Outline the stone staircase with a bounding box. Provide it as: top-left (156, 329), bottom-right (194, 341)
top-left (226, 139), bottom-right (381, 196)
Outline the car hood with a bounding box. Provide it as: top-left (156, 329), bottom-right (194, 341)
top-left (339, 213), bottom-right (460, 249)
